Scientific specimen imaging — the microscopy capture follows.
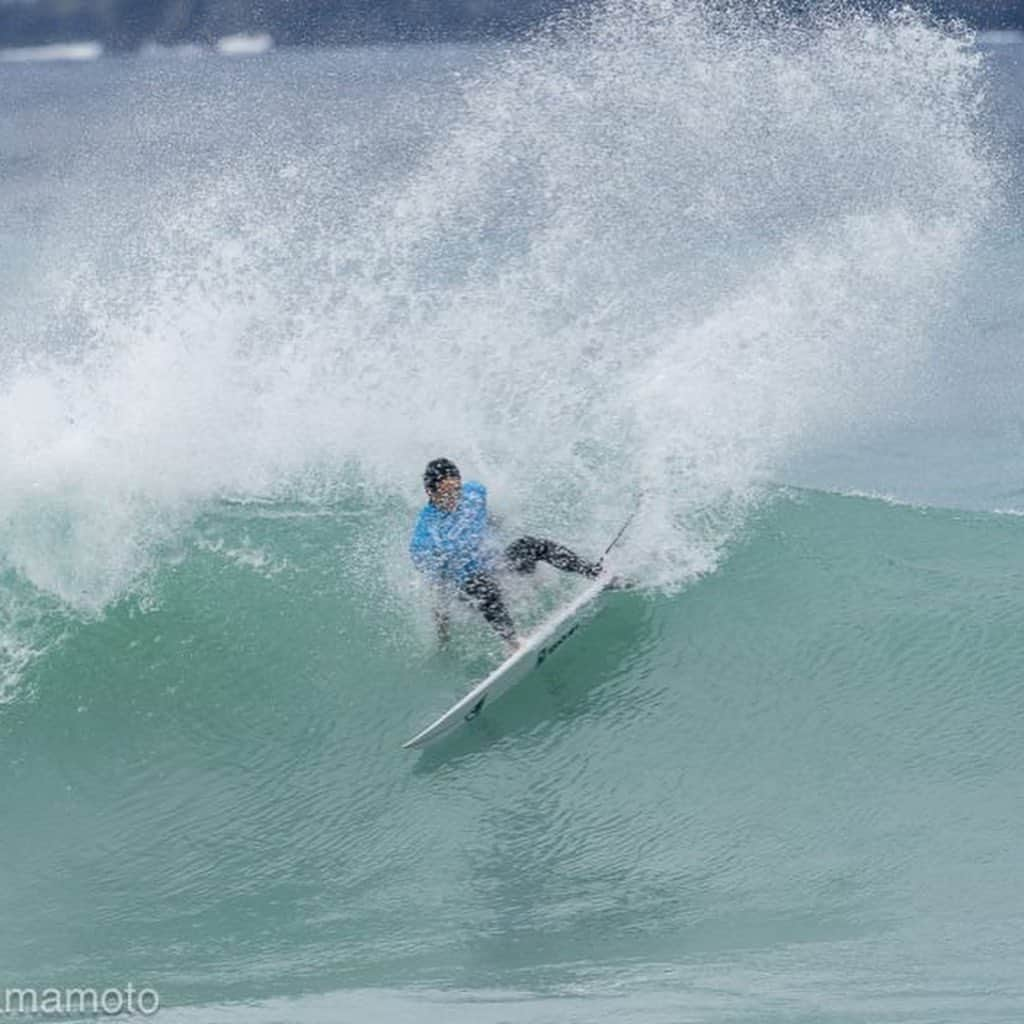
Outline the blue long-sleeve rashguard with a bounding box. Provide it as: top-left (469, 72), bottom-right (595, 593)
top-left (409, 481), bottom-right (497, 586)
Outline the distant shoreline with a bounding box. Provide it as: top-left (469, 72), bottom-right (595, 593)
top-left (1, 0), bottom-right (1022, 58)
top-left (0, 34), bottom-right (510, 64)
top-left (0, 0), bottom-right (567, 55)
top-left (2, 25), bottom-right (1021, 66)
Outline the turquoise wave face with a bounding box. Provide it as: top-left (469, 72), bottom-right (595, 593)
top-left (2, 489), bottom-right (1023, 1021)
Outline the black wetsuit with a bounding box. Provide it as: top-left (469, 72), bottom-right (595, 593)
top-left (460, 536), bottom-right (601, 641)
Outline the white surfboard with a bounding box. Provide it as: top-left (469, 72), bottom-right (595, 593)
top-left (402, 574), bottom-right (614, 750)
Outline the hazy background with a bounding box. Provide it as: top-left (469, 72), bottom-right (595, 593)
top-left (1, 0), bottom-right (1023, 53)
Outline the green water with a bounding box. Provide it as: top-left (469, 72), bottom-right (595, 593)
top-left (2, 490), bottom-right (1022, 1021)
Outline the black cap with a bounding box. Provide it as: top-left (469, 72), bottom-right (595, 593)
top-left (423, 458), bottom-right (460, 493)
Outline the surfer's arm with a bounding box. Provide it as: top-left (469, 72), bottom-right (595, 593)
top-left (410, 511), bottom-right (448, 581)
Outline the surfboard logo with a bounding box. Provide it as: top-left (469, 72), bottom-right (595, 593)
top-left (464, 696), bottom-right (487, 721)
top-left (536, 623), bottom-right (581, 666)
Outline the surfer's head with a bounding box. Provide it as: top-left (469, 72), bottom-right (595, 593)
top-left (424, 458), bottom-right (461, 510)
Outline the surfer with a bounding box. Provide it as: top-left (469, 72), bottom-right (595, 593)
top-left (410, 458), bottom-right (603, 649)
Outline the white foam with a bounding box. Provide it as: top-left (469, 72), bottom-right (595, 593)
top-left (0, 3), bottom-right (999, 610)
top-left (0, 41), bottom-right (102, 63)
top-left (0, 583), bottom-right (67, 702)
top-left (216, 33), bottom-right (274, 57)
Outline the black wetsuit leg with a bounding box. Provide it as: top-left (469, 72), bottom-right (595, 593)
top-left (459, 539), bottom-right (600, 642)
top-left (460, 572), bottom-right (516, 642)
top-left (504, 536), bottom-right (602, 577)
